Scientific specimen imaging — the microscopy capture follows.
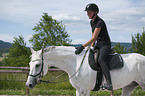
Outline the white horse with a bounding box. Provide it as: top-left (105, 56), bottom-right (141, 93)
top-left (26, 46), bottom-right (145, 96)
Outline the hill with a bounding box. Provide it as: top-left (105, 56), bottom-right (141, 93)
top-left (0, 40), bottom-right (132, 53)
top-left (0, 40), bottom-right (12, 53)
top-left (72, 42), bottom-right (132, 49)
top-left (111, 42), bottom-right (132, 49)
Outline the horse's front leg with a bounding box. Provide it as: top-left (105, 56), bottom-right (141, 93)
top-left (111, 90), bottom-right (114, 96)
top-left (121, 82), bottom-right (138, 96)
top-left (76, 89), bottom-right (90, 96)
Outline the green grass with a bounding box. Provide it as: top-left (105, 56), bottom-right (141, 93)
top-left (0, 87), bottom-right (145, 96)
top-left (1, 88), bottom-right (144, 96)
top-left (0, 71), bottom-right (145, 95)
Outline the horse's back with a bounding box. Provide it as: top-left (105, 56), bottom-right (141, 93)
top-left (110, 53), bottom-right (145, 89)
top-left (121, 53), bottom-right (144, 58)
top-left (121, 53), bottom-right (145, 79)
top-left (121, 53), bottom-right (145, 64)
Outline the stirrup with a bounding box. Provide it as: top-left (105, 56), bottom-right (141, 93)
top-left (101, 83), bottom-right (113, 91)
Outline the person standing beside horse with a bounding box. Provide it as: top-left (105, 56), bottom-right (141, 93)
top-left (75, 3), bottom-right (113, 91)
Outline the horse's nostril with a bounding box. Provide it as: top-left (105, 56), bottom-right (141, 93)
top-left (29, 84), bottom-right (33, 88)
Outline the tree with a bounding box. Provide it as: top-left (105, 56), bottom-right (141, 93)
top-left (29, 13), bottom-right (72, 50)
top-left (132, 32), bottom-right (145, 55)
top-left (0, 53), bottom-right (2, 57)
top-left (3, 36), bottom-right (31, 67)
top-left (114, 43), bottom-right (127, 54)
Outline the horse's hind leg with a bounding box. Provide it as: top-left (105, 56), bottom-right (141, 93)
top-left (121, 81), bottom-right (139, 96)
top-left (138, 81), bottom-right (145, 91)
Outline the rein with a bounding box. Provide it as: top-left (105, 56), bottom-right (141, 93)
top-left (30, 46), bottom-right (90, 83)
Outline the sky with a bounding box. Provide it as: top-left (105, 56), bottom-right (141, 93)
top-left (0, 0), bottom-right (145, 46)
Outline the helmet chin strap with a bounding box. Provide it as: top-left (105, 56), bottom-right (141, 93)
top-left (91, 13), bottom-right (96, 19)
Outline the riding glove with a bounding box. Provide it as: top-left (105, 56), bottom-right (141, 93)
top-left (75, 45), bottom-right (85, 55)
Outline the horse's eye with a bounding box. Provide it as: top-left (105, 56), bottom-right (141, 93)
top-left (36, 64), bottom-right (40, 68)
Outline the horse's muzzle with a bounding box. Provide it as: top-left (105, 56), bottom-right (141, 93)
top-left (26, 76), bottom-right (37, 89)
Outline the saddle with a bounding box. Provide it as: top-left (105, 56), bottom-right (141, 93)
top-left (88, 47), bottom-right (124, 71)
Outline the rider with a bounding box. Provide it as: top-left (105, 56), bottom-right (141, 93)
top-left (75, 3), bottom-right (113, 90)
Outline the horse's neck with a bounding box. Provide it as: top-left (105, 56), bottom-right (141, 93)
top-left (44, 51), bottom-right (80, 76)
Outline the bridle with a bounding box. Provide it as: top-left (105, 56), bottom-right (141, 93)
top-left (29, 46), bottom-right (90, 83)
top-left (29, 48), bottom-right (44, 78)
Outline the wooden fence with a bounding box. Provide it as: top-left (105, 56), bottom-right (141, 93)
top-left (0, 66), bottom-right (61, 95)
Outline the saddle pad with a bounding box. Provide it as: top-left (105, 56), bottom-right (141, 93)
top-left (107, 54), bottom-right (124, 70)
top-left (88, 49), bottom-right (101, 71)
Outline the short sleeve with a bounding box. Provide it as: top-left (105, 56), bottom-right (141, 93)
top-left (90, 20), bottom-right (93, 28)
top-left (95, 20), bottom-right (104, 28)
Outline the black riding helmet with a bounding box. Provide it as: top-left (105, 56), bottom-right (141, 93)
top-left (84, 3), bottom-right (99, 13)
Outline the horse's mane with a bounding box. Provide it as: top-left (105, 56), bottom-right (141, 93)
top-left (43, 46), bottom-right (90, 57)
top-left (44, 46), bottom-right (75, 53)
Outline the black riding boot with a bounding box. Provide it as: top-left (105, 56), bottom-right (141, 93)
top-left (100, 60), bottom-right (113, 90)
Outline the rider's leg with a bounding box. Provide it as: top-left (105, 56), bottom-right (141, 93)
top-left (97, 45), bottom-right (113, 90)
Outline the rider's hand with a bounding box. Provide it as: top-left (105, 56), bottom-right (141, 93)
top-left (75, 45), bottom-right (85, 55)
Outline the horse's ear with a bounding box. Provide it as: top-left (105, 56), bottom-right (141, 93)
top-left (52, 45), bottom-right (55, 48)
top-left (30, 47), bottom-right (35, 53)
top-left (41, 46), bottom-right (45, 53)
top-left (38, 46), bottom-right (44, 55)
top-left (42, 46), bottom-right (44, 50)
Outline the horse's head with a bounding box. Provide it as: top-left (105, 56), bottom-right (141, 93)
top-left (26, 47), bottom-right (47, 88)
top-left (26, 46), bottom-right (76, 88)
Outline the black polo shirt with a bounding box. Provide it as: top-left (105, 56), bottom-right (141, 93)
top-left (90, 16), bottom-right (111, 48)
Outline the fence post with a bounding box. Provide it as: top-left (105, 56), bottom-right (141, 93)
top-left (26, 87), bottom-right (29, 95)
top-left (26, 86), bottom-right (29, 95)
top-left (26, 66), bottom-right (29, 95)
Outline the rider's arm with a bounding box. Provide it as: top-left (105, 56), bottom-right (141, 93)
top-left (91, 32), bottom-right (95, 47)
top-left (83, 28), bottom-right (101, 47)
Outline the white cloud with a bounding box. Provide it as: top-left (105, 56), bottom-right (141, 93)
top-left (0, 34), bottom-right (14, 43)
top-left (0, 33), bottom-right (33, 46)
top-left (140, 17), bottom-right (145, 22)
top-left (25, 36), bottom-right (32, 47)
top-left (72, 39), bottom-right (88, 44)
top-left (0, 0), bottom-right (145, 44)
top-left (54, 14), bottom-right (81, 21)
